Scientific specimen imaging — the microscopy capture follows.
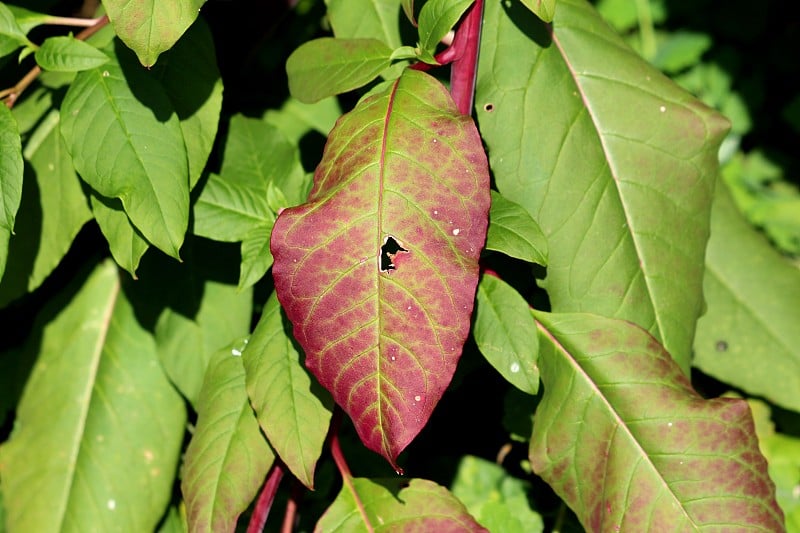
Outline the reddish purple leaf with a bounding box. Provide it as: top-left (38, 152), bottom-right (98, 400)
top-left (271, 70), bottom-right (490, 466)
top-left (531, 312), bottom-right (784, 531)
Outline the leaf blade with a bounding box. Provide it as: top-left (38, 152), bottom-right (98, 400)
top-left (0, 104), bottom-right (23, 280)
top-left (35, 35), bottom-right (109, 72)
top-left (485, 190), bottom-right (547, 264)
top-left (417, 0), bottom-right (474, 54)
top-left (271, 70), bottom-right (490, 466)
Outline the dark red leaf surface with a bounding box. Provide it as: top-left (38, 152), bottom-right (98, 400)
top-left (271, 70), bottom-right (490, 466)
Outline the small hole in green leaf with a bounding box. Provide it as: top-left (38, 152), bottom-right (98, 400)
top-left (380, 235), bottom-right (408, 272)
top-left (715, 340), bottom-right (728, 352)
top-left (483, 103), bottom-right (494, 112)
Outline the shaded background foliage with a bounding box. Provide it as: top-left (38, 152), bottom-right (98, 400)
top-left (1, 0), bottom-right (799, 531)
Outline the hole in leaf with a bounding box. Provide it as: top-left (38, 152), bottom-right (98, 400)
top-left (380, 235), bottom-right (408, 272)
top-left (715, 340), bottom-right (728, 352)
top-left (483, 103), bottom-right (494, 112)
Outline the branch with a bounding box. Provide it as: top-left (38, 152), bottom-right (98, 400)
top-left (246, 462), bottom-right (286, 533)
top-left (448, 0), bottom-right (484, 116)
top-left (2, 15), bottom-right (109, 108)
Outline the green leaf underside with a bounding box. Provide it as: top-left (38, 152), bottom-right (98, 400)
top-left (287, 38), bottom-right (393, 104)
top-left (35, 36), bottom-right (109, 72)
top-left (417, 0), bottom-right (474, 54)
top-left (243, 293), bottom-right (333, 488)
top-left (271, 70), bottom-right (490, 466)
top-left (316, 478), bottom-right (487, 532)
top-left (475, 0), bottom-right (729, 372)
top-left (474, 275), bottom-right (539, 394)
top-left (60, 41), bottom-right (189, 259)
top-left (0, 261), bottom-right (186, 532)
top-left (485, 190), bottom-right (547, 264)
top-left (182, 348), bottom-right (274, 533)
top-left (103, 0), bottom-right (206, 67)
top-left (693, 184), bottom-right (800, 412)
top-left (0, 104), bottom-right (22, 280)
top-left (530, 311), bottom-right (784, 531)
top-left (519, 0), bottom-right (557, 22)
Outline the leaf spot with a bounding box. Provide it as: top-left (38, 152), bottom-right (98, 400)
top-left (107, 499), bottom-right (116, 510)
top-left (715, 340), bottom-right (728, 352)
top-left (102, 70), bottom-right (109, 77)
top-left (379, 235), bottom-right (409, 272)
top-left (667, 422), bottom-right (673, 427)
top-left (660, 105), bottom-right (666, 113)
top-left (414, 395), bottom-right (421, 402)
top-left (510, 362), bottom-right (520, 373)
top-left (452, 228), bottom-right (460, 235)
top-left (483, 103), bottom-right (494, 112)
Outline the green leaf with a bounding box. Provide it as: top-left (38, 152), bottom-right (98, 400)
top-left (475, 0), bottom-right (729, 372)
top-left (103, 0), bottom-right (207, 67)
top-left (263, 96), bottom-right (342, 143)
top-left (0, 2), bottom-right (31, 57)
top-left (3, 5), bottom-right (50, 34)
top-left (0, 109), bottom-right (92, 307)
top-left (287, 38), bottom-right (393, 104)
top-left (693, 183), bottom-right (800, 412)
top-left (519, 0), bottom-right (558, 22)
top-left (530, 311), bottom-right (784, 531)
top-left (316, 478), bottom-right (487, 531)
top-left (239, 224), bottom-right (274, 291)
top-left (451, 455), bottom-right (544, 533)
top-left (651, 31), bottom-right (712, 74)
top-left (326, 0), bottom-right (404, 48)
top-left (89, 193), bottom-right (150, 277)
top-left (0, 103), bottom-right (22, 280)
top-left (35, 35), bottom-right (109, 72)
top-left (0, 260), bottom-right (186, 532)
top-left (151, 18), bottom-right (222, 189)
top-left (417, 0), bottom-right (473, 54)
top-left (271, 70), bottom-right (490, 467)
top-left (485, 190), bottom-right (547, 264)
top-left (243, 293), bottom-right (333, 489)
top-left (60, 41), bottom-right (189, 259)
top-left (401, 0), bottom-right (416, 26)
top-left (182, 345), bottom-right (274, 532)
top-left (474, 275), bottom-right (539, 394)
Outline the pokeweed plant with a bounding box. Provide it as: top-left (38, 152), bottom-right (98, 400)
top-left (0, 0), bottom-right (796, 532)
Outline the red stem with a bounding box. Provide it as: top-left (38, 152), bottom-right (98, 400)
top-left (246, 462), bottom-right (285, 533)
top-left (329, 408), bottom-right (375, 533)
top-left (448, 0), bottom-right (485, 115)
top-left (279, 480), bottom-right (303, 533)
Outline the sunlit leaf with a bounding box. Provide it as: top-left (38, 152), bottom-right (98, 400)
top-left (103, 0), bottom-right (206, 67)
top-left (0, 2), bottom-right (31, 57)
top-left (263, 96), bottom-right (342, 143)
top-left (287, 38), bottom-right (393, 104)
top-left (476, 0), bottom-right (729, 371)
top-left (182, 345), bottom-right (274, 532)
top-left (474, 274), bottom-right (539, 394)
top-left (89, 193), bottom-right (150, 277)
top-left (316, 478), bottom-right (487, 531)
top-left (271, 69), bottom-right (490, 466)
top-left (417, 0), bottom-right (473, 54)
top-left (60, 41), bottom-right (189, 259)
top-left (0, 261), bottom-right (186, 532)
top-left (239, 224), bottom-right (274, 291)
top-left (35, 36), bottom-right (109, 72)
top-left (693, 183), bottom-right (800, 412)
top-left (531, 311), bottom-right (784, 531)
top-left (519, 0), bottom-right (557, 22)
top-left (243, 293), bottom-right (333, 488)
top-left (0, 104), bottom-right (22, 280)
top-left (485, 190), bottom-right (547, 264)
top-left (326, 0), bottom-right (404, 48)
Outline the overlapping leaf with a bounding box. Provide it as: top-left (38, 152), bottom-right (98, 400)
top-left (0, 261), bottom-right (186, 532)
top-left (326, 0), bottom-right (404, 48)
top-left (416, 0), bottom-right (474, 54)
top-left (243, 293), bottom-right (333, 488)
top-left (35, 36), bottom-right (109, 72)
top-left (182, 346), bottom-right (274, 533)
top-left (693, 183), bottom-right (800, 412)
top-left (271, 70), bottom-right (490, 466)
top-left (60, 41), bottom-right (189, 259)
top-left (316, 478), bottom-right (487, 532)
top-left (485, 190), bottom-right (547, 264)
top-left (0, 104), bottom-right (22, 280)
top-left (531, 311), bottom-right (784, 531)
top-left (520, 0), bottom-right (557, 22)
top-left (103, 0), bottom-right (206, 67)
top-left (475, 0), bottom-right (729, 371)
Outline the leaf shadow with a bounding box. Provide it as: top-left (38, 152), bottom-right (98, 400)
top-left (501, 0), bottom-right (553, 49)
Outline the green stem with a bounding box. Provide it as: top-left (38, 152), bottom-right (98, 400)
top-left (635, 0), bottom-right (656, 59)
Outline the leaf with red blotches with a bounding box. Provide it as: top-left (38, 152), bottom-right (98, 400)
top-left (270, 69), bottom-right (490, 467)
top-left (530, 311), bottom-right (785, 532)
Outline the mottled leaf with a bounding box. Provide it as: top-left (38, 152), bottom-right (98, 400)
top-left (316, 477), bottom-right (487, 532)
top-left (287, 38), bottom-right (393, 104)
top-left (417, 0), bottom-right (473, 54)
top-left (0, 261), bottom-right (186, 532)
top-left (60, 41), bottom-right (189, 259)
top-left (243, 293), bottom-right (333, 489)
top-left (474, 274), bottom-right (539, 394)
top-left (530, 311), bottom-right (784, 531)
top-left (693, 183), bottom-right (800, 412)
top-left (519, 0), bottom-right (557, 22)
top-left (0, 104), bottom-right (22, 280)
top-left (271, 70), bottom-right (490, 466)
top-left (35, 36), bottom-right (109, 72)
top-left (485, 190), bottom-right (547, 264)
top-left (451, 455), bottom-right (544, 533)
top-left (182, 345), bottom-right (274, 533)
top-left (103, 0), bottom-right (206, 67)
top-left (476, 0), bottom-right (729, 372)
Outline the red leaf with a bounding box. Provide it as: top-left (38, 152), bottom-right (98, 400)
top-left (271, 70), bottom-right (490, 466)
